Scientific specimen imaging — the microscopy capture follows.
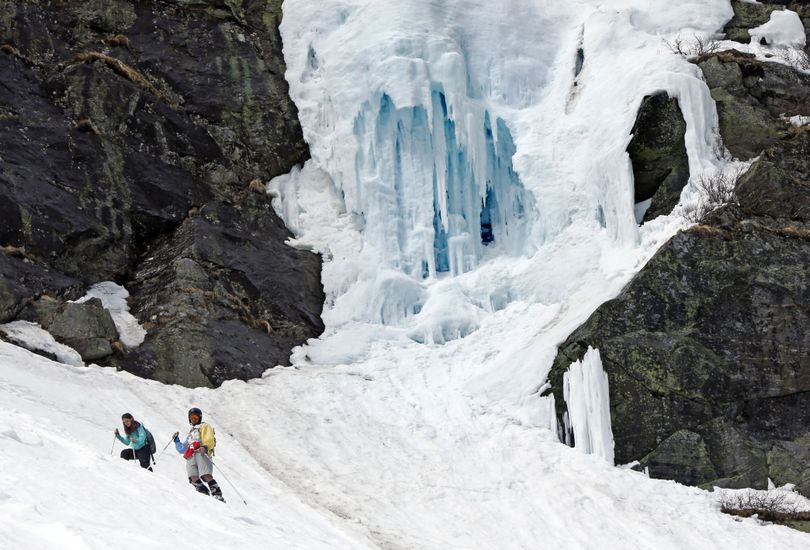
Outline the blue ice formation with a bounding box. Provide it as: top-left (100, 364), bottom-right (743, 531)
top-left (353, 86), bottom-right (531, 285)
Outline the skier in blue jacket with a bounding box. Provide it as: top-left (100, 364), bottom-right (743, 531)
top-left (115, 413), bottom-right (152, 471)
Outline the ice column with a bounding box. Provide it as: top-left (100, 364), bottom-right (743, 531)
top-left (562, 347), bottom-right (615, 464)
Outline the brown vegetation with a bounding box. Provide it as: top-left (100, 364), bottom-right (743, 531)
top-left (75, 117), bottom-right (100, 135)
top-left (1, 44), bottom-right (20, 56)
top-left (248, 178), bottom-right (266, 194)
top-left (105, 34), bottom-right (130, 49)
top-left (0, 244), bottom-right (25, 257)
top-left (70, 52), bottom-right (165, 100)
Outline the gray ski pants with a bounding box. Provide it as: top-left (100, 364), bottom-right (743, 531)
top-left (185, 451), bottom-right (214, 478)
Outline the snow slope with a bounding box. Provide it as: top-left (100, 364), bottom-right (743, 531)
top-left (2, 339), bottom-right (809, 549)
top-left (0, 343), bottom-right (376, 549)
top-left (4, 0), bottom-right (810, 548)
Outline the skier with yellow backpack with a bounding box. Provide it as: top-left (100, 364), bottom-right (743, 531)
top-left (173, 407), bottom-right (225, 502)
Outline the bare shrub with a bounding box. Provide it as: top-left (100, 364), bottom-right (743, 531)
top-left (664, 35), bottom-right (721, 59)
top-left (774, 48), bottom-right (810, 71)
top-left (719, 490), bottom-right (810, 523)
top-left (684, 168), bottom-right (744, 223)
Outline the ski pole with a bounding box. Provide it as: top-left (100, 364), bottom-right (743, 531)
top-left (110, 434), bottom-right (117, 455)
top-left (156, 436), bottom-right (174, 461)
top-left (211, 461), bottom-right (247, 505)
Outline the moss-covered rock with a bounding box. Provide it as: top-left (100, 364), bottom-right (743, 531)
top-left (642, 430), bottom-right (718, 486)
top-left (548, 203), bottom-right (810, 491)
top-left (38, 298), bottom-right (119, 361)
top-left (710, 87), bottom-right (781, 159)
top-left (114, 197), bottom-right (324, 387)
top-left (724, 1), bottom-right (810, 52)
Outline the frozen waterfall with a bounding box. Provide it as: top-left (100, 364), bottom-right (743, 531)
top-left (273, 0), bottom-right (736, 343)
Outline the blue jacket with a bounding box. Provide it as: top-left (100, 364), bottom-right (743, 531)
top-left (116, 423), bottom-right (148, 450)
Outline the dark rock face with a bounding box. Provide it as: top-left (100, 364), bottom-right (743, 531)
top-left (115, 197), bottom-right (324, 387)
top-left (549, 51), bottom-right (810, 494)
top-left (0, 254), bottom-right (81, 323)
top-left (627, 94), bottom-right (690, 222)
top-left (0, 1), bottom-right (324, 386)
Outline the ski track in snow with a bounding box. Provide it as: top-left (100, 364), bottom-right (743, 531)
top-left (4, 0), bottom-right (810, 548)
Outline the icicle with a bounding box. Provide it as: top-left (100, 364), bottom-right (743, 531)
top-left (562, 347), bottom-right (615, 464)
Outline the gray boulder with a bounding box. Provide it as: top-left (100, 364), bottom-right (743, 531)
top-left (627, 93), bottom-right (690, 222)
top-left (37, 298), bottom-right (119, 361)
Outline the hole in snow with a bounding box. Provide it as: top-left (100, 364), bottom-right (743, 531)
top-left (307, 46), bottom-right (319, 70)
top-left (574, 47), bottom-right (585, 77)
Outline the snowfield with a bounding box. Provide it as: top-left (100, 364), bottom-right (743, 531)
top-left (2, 343), bottom-right (809, 549)
top-left (3, 0), bottom-right (810, 548)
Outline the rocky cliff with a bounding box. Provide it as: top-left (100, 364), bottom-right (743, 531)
top-left (549, 1), bottom-right (810, 495)
top-left (0, 0), bottom-right (324, 387)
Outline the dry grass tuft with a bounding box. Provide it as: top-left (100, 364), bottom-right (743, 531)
top-left (105, 34), bottom-right (130, 49)
top-left (776, 225), bottom-right (810, 240)
top-left (248, 178), bottom-right (266, 194)
top-left (70, 52), bottom-right (164, 100)
top-left (74, 117), bottom-right (100, 135)
top-left (785, 123), bottom-right (810, 138)
top-left (1, 44), bottom-right (19, 56)
top-left (0, 244), bottom-right (25, 257)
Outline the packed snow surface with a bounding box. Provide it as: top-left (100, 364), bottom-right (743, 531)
top-left (5, 0), bottom-right (810, 548)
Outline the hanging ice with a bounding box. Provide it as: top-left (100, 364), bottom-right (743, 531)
top-left (353, 89), bottom-right (531, 280)
top-left (562, 347), bottom-right (615, 463)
